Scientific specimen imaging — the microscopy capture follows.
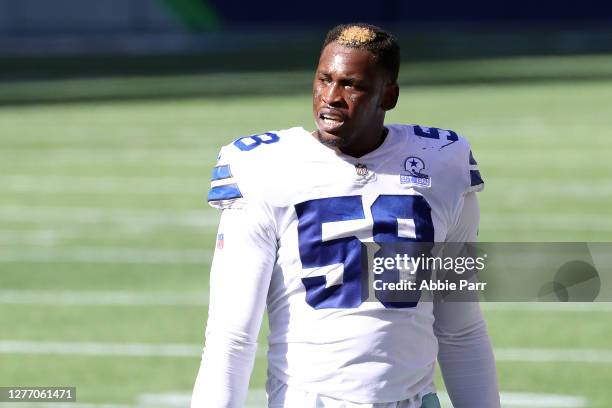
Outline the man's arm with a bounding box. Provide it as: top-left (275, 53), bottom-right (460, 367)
top-left (434, 192), bottom-right (500, 407)
top-left (191, 203), bottom-right (277, 408)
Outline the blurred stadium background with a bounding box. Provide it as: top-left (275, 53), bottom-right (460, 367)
top-left (1, 1), bottom-right (612, 407)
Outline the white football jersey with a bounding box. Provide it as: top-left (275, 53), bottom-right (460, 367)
top-left (199, 124), bottom-right (484, 405)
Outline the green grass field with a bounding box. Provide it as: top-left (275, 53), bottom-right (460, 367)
top-left (1, 54), bottom-right (612, 407)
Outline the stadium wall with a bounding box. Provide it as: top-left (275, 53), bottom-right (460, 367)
top-left (0, 0), bottom-right (611, 63)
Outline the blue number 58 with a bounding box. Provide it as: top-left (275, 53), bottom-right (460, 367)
top-left (295, 194), bottom-right (434, 309)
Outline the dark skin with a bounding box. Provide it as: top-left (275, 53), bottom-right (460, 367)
top-left (312, 41), bottom-right (399, 158)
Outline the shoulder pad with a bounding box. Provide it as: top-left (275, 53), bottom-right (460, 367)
top-left (206, 131), bottom-right (283, 209)
top-left (409, 124), bottom-right (484, 193)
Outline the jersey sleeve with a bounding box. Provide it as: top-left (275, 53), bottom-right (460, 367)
top-left (434, 298), bottom-right (500, 408)
top-left (448, 137), bottom-right (484, 240)
top-left (446, 191), bottom-right (480, 242)
top-left (193, 144), bottom-right (278, 407)
top-left (436, 193), bottom-right (500, 407)
top-left (191, 202), bottom-right (277, 407)
top-left (466, 149), bottom-right (484, 194)
top-left (207, 145), bottom-right (246, 210)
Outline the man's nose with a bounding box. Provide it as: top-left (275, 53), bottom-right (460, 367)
top-left (322, 82), bottom-right (344, 106)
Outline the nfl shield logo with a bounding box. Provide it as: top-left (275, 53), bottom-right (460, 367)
top-left (355, 163), bottom-right (368, 177)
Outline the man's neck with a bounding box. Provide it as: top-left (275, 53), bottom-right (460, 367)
top-left (339, 127), bottom-right (388, 158)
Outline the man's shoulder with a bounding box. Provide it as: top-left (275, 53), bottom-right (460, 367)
top-left (387, 123), bottom-right (481, 192)
top-left (388, 123), bottom-right (472, 152)
top-left (207, 127), bottom-right (306, 208)
top-left (217, 126), bottom-right (305, 163)
top-left (387, 123), bottom-right (473, 169)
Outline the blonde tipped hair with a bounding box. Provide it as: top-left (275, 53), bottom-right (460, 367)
top-left (336, 26), bottom-right (377, 46)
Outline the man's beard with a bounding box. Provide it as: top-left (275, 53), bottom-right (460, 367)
top-left (314, 129), bottom-right (351, 148)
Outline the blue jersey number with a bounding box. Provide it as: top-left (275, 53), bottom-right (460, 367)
top-left (233, 132), bottom-right (280, 151)
top-left (296, 195), bottom-right (434, 309)
top-left (413, 125), bottom-right (458, 142)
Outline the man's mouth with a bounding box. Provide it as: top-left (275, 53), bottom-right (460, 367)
top-left (318, 110), bottom-right (346, 132)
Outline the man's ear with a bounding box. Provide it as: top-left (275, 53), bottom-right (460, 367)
top-left (381, 82), bottom-right (399, 111)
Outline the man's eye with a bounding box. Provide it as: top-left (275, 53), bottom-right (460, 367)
top-left (346, 83), bottom-right (364, 91)
top-left (319, 77), bottom-right (331, 84)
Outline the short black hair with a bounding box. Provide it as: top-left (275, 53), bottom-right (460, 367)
top-left (323, 23), bottom-right (400, 83)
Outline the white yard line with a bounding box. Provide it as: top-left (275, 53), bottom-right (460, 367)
top-left (0, 341), bottom-right (201, 357)
top-left (0, 206), bottom-right (219, 227)
top-left (495, 348), bottom-right (612, 364)
top-left (0, 247), bottom-right (213, 264)
top-left (137, 393), bottom-right (192, 408)
top-left (0, 290), bottom-right (208, 306)
top-left (3, 175), bottom-right (612, 196)
top-left (2, 146), bottom-right (606, 166)
top-left (2, 290), bottom-right (611, 311)
top-left (497, 392), bottom-right (587, 407)
top-left (1, 390), bottom-right (584, 408)
top-left (480, 215), bottom-right (612, 231)
top-left (3, 205), bottom-right (610, 232)
top-left (482, 302), bottom-right (612, 312)
top-left (0, 148), bottom-right (210, 163)
top-left (1, 175), bottom-right (205, 194)
top-left (0, 229), bottom-right (76, 245)
top-left (0, 130), bottom-right (216, 145)
top-left (1, 340), bottom-right (611, 366)
top-left (0, 404), bottom-right (131, 408)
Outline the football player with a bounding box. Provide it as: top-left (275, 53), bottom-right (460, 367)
top-left (191, 23), bottom-right (500, 408)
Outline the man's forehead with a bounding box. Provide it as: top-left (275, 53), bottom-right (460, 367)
top-left (318, 43), bottom-right (376, 71)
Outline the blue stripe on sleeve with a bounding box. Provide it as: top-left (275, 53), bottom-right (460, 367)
top-left (208, 184), bottom-right (242, 202)
top-left (469, 150), bottom-right (478, 165)
top-left (211, 164), bottom-right (232, 181)
top-left (470, 170), bottom-right (484, 186)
